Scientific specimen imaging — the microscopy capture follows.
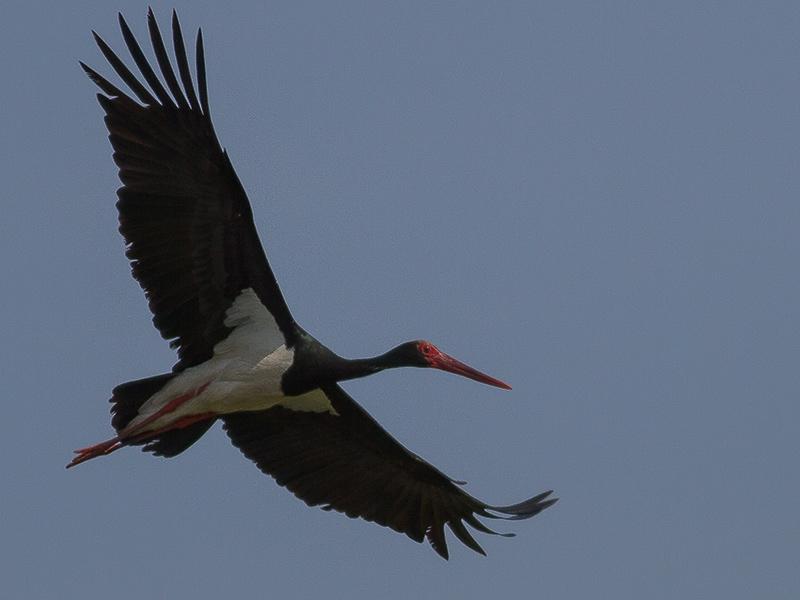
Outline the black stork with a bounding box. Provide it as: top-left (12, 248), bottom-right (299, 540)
top-left (68, 9), bottom-right (557, 559)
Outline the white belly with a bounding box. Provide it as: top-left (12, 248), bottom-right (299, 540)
top-left (124, 344), bottom-right (292, 432)
top-left (122, 288), bottom-right (335, 435)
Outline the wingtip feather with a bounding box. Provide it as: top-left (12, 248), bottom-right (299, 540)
top-left (490, 489), bottom-right (558, 520)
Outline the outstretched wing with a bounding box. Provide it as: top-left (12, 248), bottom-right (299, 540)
top-left (82, 9), bottom-right (298, 371)
top-left (222, 384), bottom-right (557, 559)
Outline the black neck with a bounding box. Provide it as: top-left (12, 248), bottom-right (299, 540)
top-left (282, 340), bottom-right (422, 396)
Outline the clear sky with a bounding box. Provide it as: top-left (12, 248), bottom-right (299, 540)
top-left (2, 1), bottom-right (798, 598)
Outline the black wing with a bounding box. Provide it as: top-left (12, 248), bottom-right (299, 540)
top-left (222, 384), bottom-right (557, 559)
top-left (82, 9), bottom-right (297, 371)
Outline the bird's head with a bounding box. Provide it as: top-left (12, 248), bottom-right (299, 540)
top-left (388, 340), bottom-right (512, 390)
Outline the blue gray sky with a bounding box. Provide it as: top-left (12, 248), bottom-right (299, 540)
top-left (2, 2), bottom-right (798, 598)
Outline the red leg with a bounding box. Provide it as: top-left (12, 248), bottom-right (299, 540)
top-left (66, 382), bottom-right (213, 468)
top-left (67, 437), bottom-right (125, 468)
top-left (127, 412), bottom-right (218, 444)
top-left (119, 381), bottom-right (212, 435)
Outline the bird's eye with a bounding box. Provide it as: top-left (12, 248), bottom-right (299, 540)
top-left (419, 343), bottom-right (435, 355)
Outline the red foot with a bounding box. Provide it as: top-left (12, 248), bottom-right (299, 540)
top-left (66, 381), bottom-right (214, 469)
top-left (67, 437), bottom-right (124, 468)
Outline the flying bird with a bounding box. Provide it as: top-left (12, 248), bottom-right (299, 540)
top-left (68, 9), bottom-right (556, 559)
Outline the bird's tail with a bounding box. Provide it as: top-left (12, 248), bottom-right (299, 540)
top-left (110, 373), bottom-right (177, 431)
top-left (67, 372), bottom-right (216, 468)
top-left (110, 372), bottom-right (217, 457)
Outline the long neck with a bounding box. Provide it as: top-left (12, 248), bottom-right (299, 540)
top-left (324, 350), bottom-right (402, 383)
top-left (282, 341), bottom-right (408, 396)
top-left (343, 342), bottom-right (428, 378)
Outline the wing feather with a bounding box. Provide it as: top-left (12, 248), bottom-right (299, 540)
top-left (222, 384), bottom-right (556, 558)
top-left (83, 10), bottom-right (297, 370)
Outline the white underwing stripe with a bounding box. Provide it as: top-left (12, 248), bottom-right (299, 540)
top-left (125, 288), bottom-right (337, 432)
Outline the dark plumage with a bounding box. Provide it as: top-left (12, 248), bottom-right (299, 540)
top-left (69, 9), bottom-right (557, 559)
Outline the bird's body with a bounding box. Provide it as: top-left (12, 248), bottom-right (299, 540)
top-left (69, 9), bottom-right (556, 559)
top-left (130, 290), bottom-right (293, 421)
